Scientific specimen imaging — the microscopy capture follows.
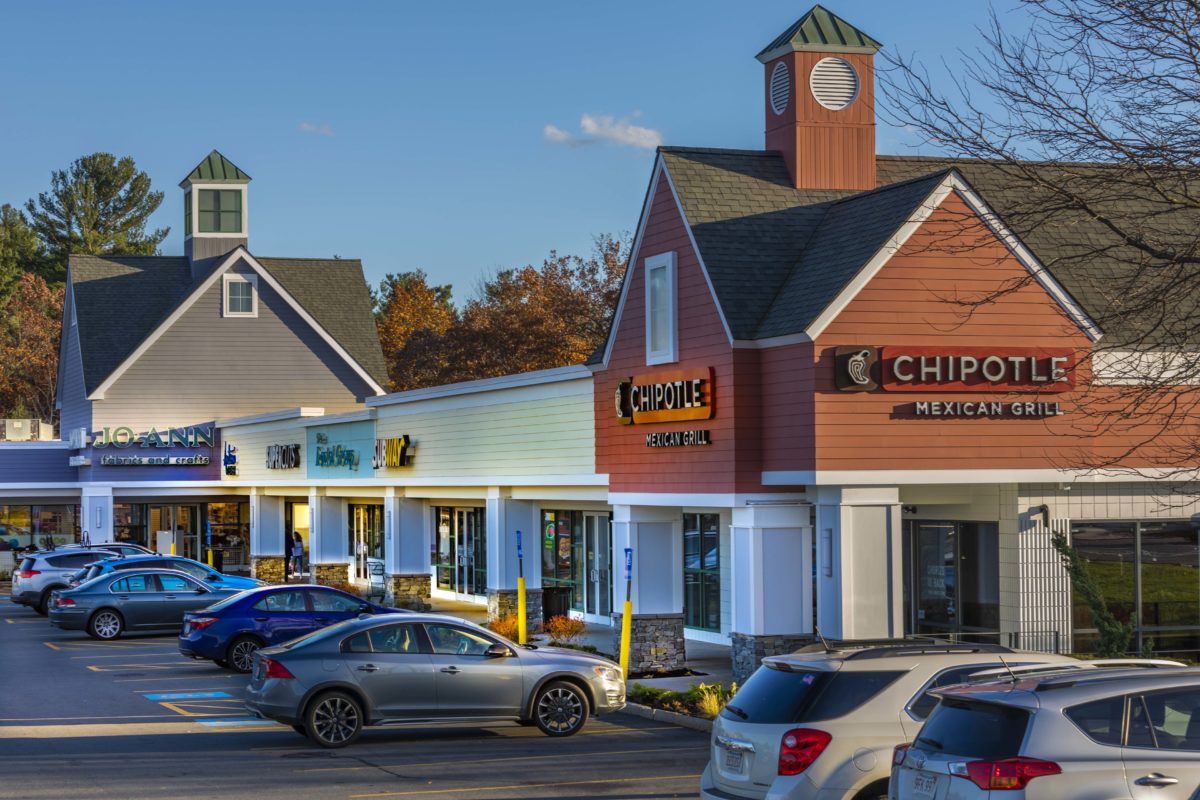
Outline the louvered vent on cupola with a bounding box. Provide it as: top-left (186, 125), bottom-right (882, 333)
top-left (809, 57), bottom-right (859, 110)
top-left (769, 61), bottom-right (791, 115)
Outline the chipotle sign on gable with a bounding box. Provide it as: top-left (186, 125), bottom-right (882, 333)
top-left (614, 368), bottom-right (714, 424)
top-left (835, 346), bottom-right (1076, 393)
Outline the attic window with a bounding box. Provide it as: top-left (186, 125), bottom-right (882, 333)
top-left (810, 57), bottom-right (859, 111)
top-left (199, 189), bottom-right (243, 234)
top-left (223, 273), bottom-right (258, 318)
top-left (645, 251), bottom-right (677, 365)
top-left (769, 61), bottom-right (790, 115)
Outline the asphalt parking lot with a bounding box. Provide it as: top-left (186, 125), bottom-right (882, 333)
top-left (0, 596), bottom-right (709, 799)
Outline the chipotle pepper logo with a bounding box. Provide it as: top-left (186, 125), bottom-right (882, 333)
top-left (835, 346), bottom-right (879, 391)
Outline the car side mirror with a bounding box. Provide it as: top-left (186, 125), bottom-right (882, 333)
top-left (195, 587), bottom-right (209, 594)
top-left (358, 604), bottom-right (373, 614)
top-left (485, 643), bottom-right (513, 659)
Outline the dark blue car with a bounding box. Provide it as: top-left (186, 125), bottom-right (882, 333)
top-left (178, 584), bottom-right (405, 672)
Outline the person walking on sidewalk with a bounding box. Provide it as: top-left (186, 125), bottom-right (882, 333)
top-left (290, 531), bottom-right (304, 581)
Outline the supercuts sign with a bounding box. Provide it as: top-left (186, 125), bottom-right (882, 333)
top-left (835, 346), bottom-right (1075, 393)
top-left (615, 368), bottom-right (714, 425)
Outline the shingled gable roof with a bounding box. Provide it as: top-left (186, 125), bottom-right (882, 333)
top-left (68, 251), bottom-right (389, 396)
top-left (649, 147), bottom-right (1107, 348)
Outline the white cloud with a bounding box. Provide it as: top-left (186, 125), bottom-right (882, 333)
top-left (298, 121), bottom-right (335, 137)
top-left (543, 112), bottom-right (662, 150)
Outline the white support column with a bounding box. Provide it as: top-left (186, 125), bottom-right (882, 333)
top-left (484, 487), bottom-right (539, 622)
top-left (816, 486), bottom-right (903, 641)
top-left (82, 487), bottom-right (114, 544)
top-left (611, 504), bottom-right (685, 671)
top-left (384, 489), bottom-right (432, 609)
top-left (729, 502), bottom-right (813, 684)
top-left (249, 490), bottom-right (286, 582)
top-left (308, 488), bottom-right (347, 584)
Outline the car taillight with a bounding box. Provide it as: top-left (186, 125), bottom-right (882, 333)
top-left (961, 757), bottom-right (1061, 790)
top-left (188, 617), bottom-right (218, 631)
top-left (778, 728), bottom-right (831, 776)
top-left (54, 597), bottom-right (75, 607)
top-left (893, 744), bottom-right (910, 767)
top-left (18, 570), bottom-right (39, 579)
top-left (263, 658), bottom-right (295, 680)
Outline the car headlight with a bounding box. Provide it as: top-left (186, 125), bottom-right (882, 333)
top-left (594, 665), bottom-right (622, 682)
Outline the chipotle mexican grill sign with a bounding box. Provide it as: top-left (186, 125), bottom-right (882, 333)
top-left (834, 346), bottom-right (1076, 393)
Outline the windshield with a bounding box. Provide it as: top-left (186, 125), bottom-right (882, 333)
top-left (279, 619), bottom-right (361, 651)
top-left (722, 666), bottom-right (904, 724)
top-left (916, 699), bottom-right (1030, 758)
top-left (204, 589), bottom-right (254, 612)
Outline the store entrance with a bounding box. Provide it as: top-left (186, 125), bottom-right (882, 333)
top-left (904, 520), bottom-right (1000, 638)
top-left (148, 505), bottom-right (200, 559)
top-left (433, 507), bottom-right (486, 599)
top-left (583, 514), bottom-right (612, 618)
top-left (349, 504), bottom-right (384, 583)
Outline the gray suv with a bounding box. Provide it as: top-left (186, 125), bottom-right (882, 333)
top-left (10, 549), bottom-right (116, 614)
top-left (891, 666), bottom-right (1200, 799)
top-left (245, 613), bottom-right (626, 748)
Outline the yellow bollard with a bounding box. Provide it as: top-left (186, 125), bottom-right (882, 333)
top-left (619, 599), bottom-right (633, 679)
top-left (170, 541), bottom-right (176, 556)
top-left (206, 550), bottom-right (214, 567)
top-left (517, 576), bottom-right (527, 646)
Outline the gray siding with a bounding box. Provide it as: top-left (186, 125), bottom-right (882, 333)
top-left (96, 260), bottom-right (373, 430)
top-left (58, 287), bottom-right (92, 434)
top-left (0, 444), bottom-right (76, 483)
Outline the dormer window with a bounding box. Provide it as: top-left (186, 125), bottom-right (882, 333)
top-left (645, 251), bottom-right (678, 365)
top-left (223, 273), bottom-right (258, 318)
top-left (199, 189), bottom-right (243, 233)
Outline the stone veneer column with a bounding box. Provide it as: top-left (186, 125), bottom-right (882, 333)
top-left (729, 502), bottom-right (813, 685)
top-left (251, 556), bottom-right (287, 585)
top-left (313, 563), bottom-right (348, 586)
top-left (484, 489), bottom-right (539, 625)
top-left (610, 505), bottom-right (686, 672)
top-left (383, 491), bottom-right (431, 610)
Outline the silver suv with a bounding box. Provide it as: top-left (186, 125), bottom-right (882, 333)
top-left (11, 549), bottom-right (116, 614)
top-left (700, 643), bottom-right (1079, 800)
top-left (890, 666), bottom-right (1200, 799)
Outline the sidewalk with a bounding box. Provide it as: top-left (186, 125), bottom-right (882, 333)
top-left (425, 597), bottom-right (734, 690)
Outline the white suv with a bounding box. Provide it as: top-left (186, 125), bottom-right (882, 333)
top-left (699, 643), bottom-right (1079, 800)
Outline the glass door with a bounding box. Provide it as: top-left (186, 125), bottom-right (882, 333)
top-left (352, 506), bottom-right (368, 582)
top-left (434, 509), bottom-right (454, 591)
top-left (584, 514), bottom-right (612, 618)
top-left (453, 508), bottom-right (486, 597)
top-left (907, 520), bottom-right (999, 637)
top-left (175, 505), bottom-right (199, 562)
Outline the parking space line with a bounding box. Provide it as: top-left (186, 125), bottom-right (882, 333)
top-left (42, 642), bottom-right (61, 651)
top-left (348, 773), bottom-right (701, 798)
top-left (115, 674), bottom-right (240, 683)
top-left (142, 692), bottom-right (232, 700)
top-left (87, 661), bottom-right (210, 672)
top-left (71, 651), bottom-right (179, 659)
top-left (137, 687), bottom-right (240, 694)
top-left (295, 744), bottom-right (702, 774)
top-left (0, 714), bottom-right (183, 722)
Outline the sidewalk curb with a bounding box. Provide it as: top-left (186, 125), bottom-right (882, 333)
top-left (622, 702), bottom-right (713, 733)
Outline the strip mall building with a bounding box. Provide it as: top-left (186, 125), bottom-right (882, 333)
top-left (6, 7), bottom-right (1200, 680)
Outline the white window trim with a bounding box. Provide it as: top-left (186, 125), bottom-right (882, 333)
top-left (186, 183), bottom-right (248, 240)
top-left (223, 273), bottom-right (258, 318)
top-left (644, 251), bottom-right (678, 365)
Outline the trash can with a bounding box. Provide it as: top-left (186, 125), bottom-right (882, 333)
top-left (542, 586), bottom-right (571, 620)
top-left (211, 548), bottom-right (224, 573)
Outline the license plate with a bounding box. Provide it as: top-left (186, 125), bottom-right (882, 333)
top-left (723, 748), bottom-right (744, 772)
top-left (913, 772), bottom-right (939, 799)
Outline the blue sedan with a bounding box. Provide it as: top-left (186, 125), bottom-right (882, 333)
top-left (178, 584), bottom-right (405, 672)
top-left (75, 554), bottom-right (264, 592)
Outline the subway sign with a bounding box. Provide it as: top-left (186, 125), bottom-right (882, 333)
top-left (615, 368), bottom-right (714, 425)
top-left (835, 346), bottom-right (1076, 393)
top-left (373, 435), bottom-right (413, 469)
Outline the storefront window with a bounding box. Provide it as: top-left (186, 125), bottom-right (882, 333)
top-left (208, 502), bottom-right (249, 571)
top-left (114, 504), bottom-right (146, 547)
top-left (1072, 519), bottom-right (1200, 657)
top-left (542, 511), bottom-right (583, 607)
top-left (683, 513), bottom-right (721, 631)
top-left (0, 505), bottom-right (79, 550)
top-left (431, 507), bottom-right (486, 596)
top-left (348, 504), bottom-right (384, 582)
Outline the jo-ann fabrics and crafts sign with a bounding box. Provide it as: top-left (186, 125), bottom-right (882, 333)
top-left (91, 425), bottom-right (215, 466)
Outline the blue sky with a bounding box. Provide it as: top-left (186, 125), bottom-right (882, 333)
top-left (0, 1), bottom-right (1022, 297)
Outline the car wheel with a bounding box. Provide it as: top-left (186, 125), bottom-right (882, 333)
top-left (88, 609), bottom-right (124, 640)
top-left (305, 691), bottom-right (363, 748)
top-left (227, 636), bottom-right (263, 673)
top-left (36, 588), bottom-right (59, 616)
top-left (533, 681), bottom-right (588, 737)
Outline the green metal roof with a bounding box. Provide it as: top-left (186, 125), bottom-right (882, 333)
top-left (756, 5), bottom-right (882, 61)
top-left (180, 150), bottom-right (251, 185)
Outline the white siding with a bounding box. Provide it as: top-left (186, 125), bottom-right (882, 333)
top-left (221, 423), bottom-right (306, 483)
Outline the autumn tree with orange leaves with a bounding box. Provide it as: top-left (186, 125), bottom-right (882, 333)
top-left (0, 273), bottom-right (63, 423)
top-left (379, 234), bottom-right (628, 391)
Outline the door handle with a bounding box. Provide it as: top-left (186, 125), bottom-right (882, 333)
top-left (440, 666), bottom-right (461, 674)
top-left (314, 617), bottom-right (331, 624)
top-left (254, 617), bottom-right (268, 622)
top-left (118, 595), bottom-right (129, 600)
top-left (355, 664), bottom-right (379, 673)
top-left (1135, 774), bottom-right (1179, 787)
top-left (164, 595), bottom-right (177, 599)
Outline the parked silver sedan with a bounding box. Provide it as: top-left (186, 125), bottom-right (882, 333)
top-left (48, 568), bottom-right (240, 639)
top-left (244, 613), bottom-right (626, 747)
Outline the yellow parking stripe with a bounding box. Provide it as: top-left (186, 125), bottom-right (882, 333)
top-left (42, 642), bottom-right (61, 651)
top-left (159, 699), bottom-right (245, 717)
top-left (115, 674), bottom-right (240, 683)
top-left (71, 651), bottom-right (180, 659)
top-left (348, 773), bottom-right (701, 798)
top-left (87, 661), bottom-right (208, 672)
top-left (0, 721), bottom-right (286, 738)
top-left (297, 745), bottom-right (702, 773)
